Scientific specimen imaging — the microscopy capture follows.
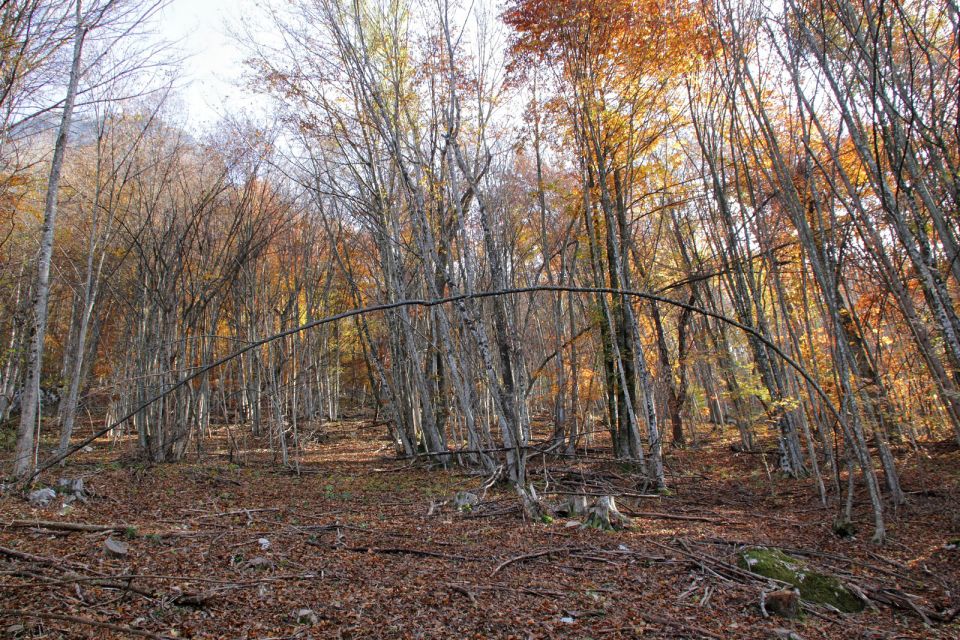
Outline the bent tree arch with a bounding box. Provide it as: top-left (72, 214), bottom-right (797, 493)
top-left (29, 285), bottom-right (846, 473)
top-left (25, 286), bottom-right (879, 535)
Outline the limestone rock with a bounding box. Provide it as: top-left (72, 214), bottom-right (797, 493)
top-left (244, 556), bottom-right (274, 571)
top-left (28, 488), bottom-right (56, 507)
top-left (295, 608), bottom-right (319, 625)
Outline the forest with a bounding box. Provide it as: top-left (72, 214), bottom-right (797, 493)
top-left (0, 0), bottom-right (959, 637)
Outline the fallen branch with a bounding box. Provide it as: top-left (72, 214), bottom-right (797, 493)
top-left (491, 547), bottom-right (586, 576)
top-left (0, 609), bottom-right (175, 639)
top-left (189, 508), bottom-right (281, 520)
top-left (622, 511), bottom-right (729, 524)
top-left (868, 588), bottom-right (959, 624)
top-left (5, 569), bottom-right (157, 599)
top-left (340, 545), bottom-right (471, 561)
top-left (0, 545), bottom-right (97, 574)
top-left (637, 612), bottom-right (723, 640)
top-left (5, 520), bottom-right (129, 533)
top-left (449, 582), bottom-right (566, 598)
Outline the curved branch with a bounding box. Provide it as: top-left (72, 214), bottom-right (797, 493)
top-left (25, 285), bottom-right (841, 484)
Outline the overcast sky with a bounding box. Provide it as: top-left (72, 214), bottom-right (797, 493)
top-left (158, 0), bottom-right (262, 129)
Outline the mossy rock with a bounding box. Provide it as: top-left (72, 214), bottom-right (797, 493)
top-left (738, 547), bottom-right (864, 613)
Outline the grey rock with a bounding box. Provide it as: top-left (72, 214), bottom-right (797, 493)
top-left (244, 556), bottom-right (274, 571)
top-left (453, 491), bottom-right (479, 512)
top-left (295, 608), bottom-right (319, 625)
top-left (104, 537), bottom-right (129, 557)
top-left (28, 488), bottom-right (56, 507)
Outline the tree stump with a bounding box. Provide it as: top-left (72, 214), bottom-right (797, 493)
top-left (762, 589), bottom-right (801, 618)
top-left (517, 484), bottom-right (547, 521)
top-left (583, 496), bottom-right (631, 530)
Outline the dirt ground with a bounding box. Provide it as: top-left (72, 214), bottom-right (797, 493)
top-left (1, 420), bottom-right (959, 639)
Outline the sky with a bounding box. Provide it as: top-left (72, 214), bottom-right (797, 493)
top-left (157, 0), bottom-right (264, 129)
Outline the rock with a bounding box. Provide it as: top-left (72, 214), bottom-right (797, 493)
top-left (453, 491), bottom-right (479, 512)
top-left (738, 547), bottom-right (864, 613)
top-left (945, 538), bottom-right (960, 550)
top-left (294, 608), bottom-right (319, 625)
top-left (258, 537), bottom-right (271, 551)
top-left (583, 496), bottom-right (632, 531)
top-left (28, 488), bottom-right (56, 507)
top-left (772, 628), bottom-right (804, 640)
top-left (244, 556), bottom-right (274, 571)
top-left (763, 589), bottom-right (801, 618)
top-left (104, 537), bottom-right (129, 557)
top-left (5, 623), bottom-right (25, 636)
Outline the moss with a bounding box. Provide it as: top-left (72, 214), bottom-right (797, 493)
top-left (738, 547), bottom-right (864, 613)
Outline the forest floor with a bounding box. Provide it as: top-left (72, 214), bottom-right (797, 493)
top-left (1, 419), bottom-right (959, 639)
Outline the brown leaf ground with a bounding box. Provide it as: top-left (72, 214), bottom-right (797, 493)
top-left (1, 421), bottom-right (959, 639)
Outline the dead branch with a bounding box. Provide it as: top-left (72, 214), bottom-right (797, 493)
top-left (338, 545), bottom-right (471, 561)
top-left (0, 608), bottom-right (176, 639)
top-left (491, 546), bottom-right (587, 576)
top-left (5, 519), bottom-right (129, 533)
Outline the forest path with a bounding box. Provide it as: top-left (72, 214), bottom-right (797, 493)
top-left (1, 422), bottom-right (958, 638)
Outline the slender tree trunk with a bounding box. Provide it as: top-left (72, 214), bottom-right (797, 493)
top-left (13, 8), bottom-right (85, 477)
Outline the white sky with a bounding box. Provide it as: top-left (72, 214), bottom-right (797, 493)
top-left (157, 0), bottom-right (265, 130)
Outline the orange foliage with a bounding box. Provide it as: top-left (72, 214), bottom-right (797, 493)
top-left (503, 0), bottom-right (712, 76)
